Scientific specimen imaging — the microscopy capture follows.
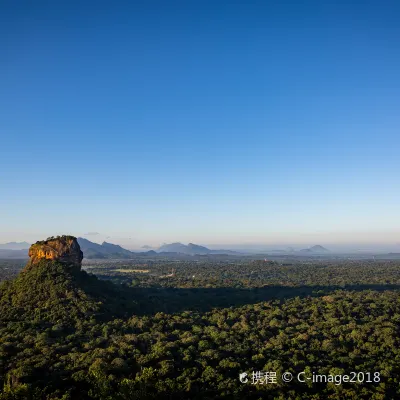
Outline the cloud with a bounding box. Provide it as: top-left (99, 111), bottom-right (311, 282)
top-left (84, 232), bottom-right (100, 236)
top-left (141, 245), bottom-right (153, 249)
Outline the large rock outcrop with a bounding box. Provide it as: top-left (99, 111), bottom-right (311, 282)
top-left (26, 235), bottom-right (83, 271)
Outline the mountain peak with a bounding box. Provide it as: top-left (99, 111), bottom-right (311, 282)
top-left (300, 245), bottom-right (329, 253)
top-left (310, 245), bottom-right (329, 252)
top-left (77, 238), bottom-right (135, 259)
top-left (157, 242), bottom-right (209, 254)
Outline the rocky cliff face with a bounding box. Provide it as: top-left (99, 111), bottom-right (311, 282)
top-left (26, 236), bottom-right (83, 270)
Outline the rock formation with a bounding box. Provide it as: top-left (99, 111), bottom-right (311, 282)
top-left (26, 235), bottom-right (83, 270)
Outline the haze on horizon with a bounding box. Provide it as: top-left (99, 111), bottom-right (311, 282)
top-left (1, 1), bottom-right (399, 250)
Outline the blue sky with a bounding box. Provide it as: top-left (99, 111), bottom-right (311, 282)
top-left (1, 1), bottom-right (399, 249)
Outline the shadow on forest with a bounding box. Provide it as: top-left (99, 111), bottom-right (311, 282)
top-left (128, 284), bottom-right (400, 315)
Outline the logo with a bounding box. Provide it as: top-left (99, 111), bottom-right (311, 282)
top-left (239, 372), bottom-right (248, 383)
top-left (282, 372), bottom-right (293, 382)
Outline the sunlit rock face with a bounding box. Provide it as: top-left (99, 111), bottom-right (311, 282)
top-left (26, 236), bottom-right (83, 271)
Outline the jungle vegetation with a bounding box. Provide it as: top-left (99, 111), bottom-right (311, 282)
top-left (1, 258), bottom-right (400, 399)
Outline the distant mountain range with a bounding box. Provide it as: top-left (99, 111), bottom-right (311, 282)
top-left (157, 242), bottom-right (240, 255)
top-left (77, 239), bottom-right (240, 258)
top-left (0, 238), bottom-right (239, 260)
top-left (0, 239), bottom-right (378, 260)
top-left (0, 241), bottom-right (30, 250)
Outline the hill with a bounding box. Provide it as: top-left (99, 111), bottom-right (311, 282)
top-left (299, 245), bottom-right (329, 253)
top-left (0, 236), bottom-right (137, 323)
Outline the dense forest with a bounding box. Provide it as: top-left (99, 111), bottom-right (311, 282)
top-left (1, 257), bottom-right (400, 399)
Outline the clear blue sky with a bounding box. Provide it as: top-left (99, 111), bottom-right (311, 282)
top-left (1, 1), bottom-right (399, 249)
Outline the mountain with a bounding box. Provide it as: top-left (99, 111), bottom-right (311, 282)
top-left (299, 245), bottom-right (329, 253)
top-left (101, 241), bottom-right (135, 257)
top-left (142, 250), bottom-right (157, 255)
top-left (158, 242), bottom-right (192, 253)
top-left (0, 241), bottom-right (30, 250)
top-left (310, 245), bottom-right (329, 252)
top-left (187, 243), bottom-right (213, 254)
top-left (157, 242), bottom-right (240, 255)
top-left (77, 237), bottom-right (135, 259)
